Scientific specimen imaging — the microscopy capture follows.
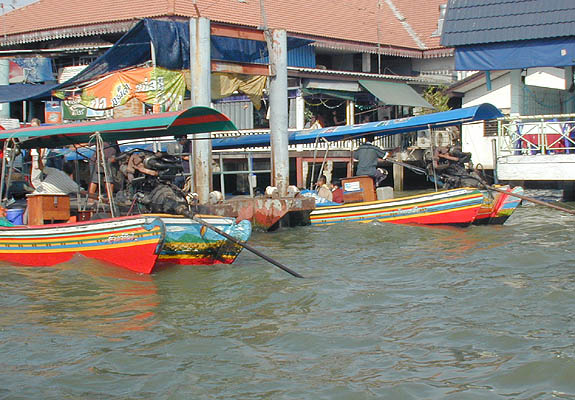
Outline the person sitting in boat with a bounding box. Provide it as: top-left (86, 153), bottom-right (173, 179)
top-left (166, 135), bottom-right (190, 188)
top-left (88, 141), bottom-right (120, 198)
top-left (0, 207), bottom-right (14, 227)
top-left (331, 179), bottom-right (344, 204)
top-left (354, 134), bottom-right (389, 187)
top-left (428, 146), bottom-right (485, 188)
top-left (31, 150), bottom-right (79, 195)
top-left (315, 175), bottom-right (333, 202)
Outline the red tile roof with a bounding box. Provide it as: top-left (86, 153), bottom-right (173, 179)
top-left (0, 0), bottom-right (447, 51)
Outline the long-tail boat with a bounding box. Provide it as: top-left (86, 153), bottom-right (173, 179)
top-left (213, 103), bottom-right (523, 226)
top-left (310, 183), bottom-right (484, 227)
top-left (474, 185), bottom-right (524, 225)
top-left (0, 106), bottom-right (252, 273)
top-left (154, 214), bottom-right (251, 265)
top-left (0, 215), bottom-right (165, 274)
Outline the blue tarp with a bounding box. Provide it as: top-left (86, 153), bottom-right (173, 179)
top-left (59, 143), bottom-right (157, 161)
top-left (455, 37), bottom-right (575, 71)
top-left (212, 103), bottom-right (503, 149)
top-left (0, 83), bottom-right (59, 102)
top-left (69, 19), bottom-right (312, 83)
top-left (0, 19), bottom-right (314, 103)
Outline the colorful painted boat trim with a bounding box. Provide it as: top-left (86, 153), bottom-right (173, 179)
top-left (474, 186), bottom-right (524, 225)
top-left (310, 188), bottom-right (484, 226)
top-left (0, 215), bottom-right (165, 274)
top-left (152, 214), bottom-right (252, 265)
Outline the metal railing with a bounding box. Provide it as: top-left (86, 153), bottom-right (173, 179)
top-left (498, 115), bottom-right (575, 156)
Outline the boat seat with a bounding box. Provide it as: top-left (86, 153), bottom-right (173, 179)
top-left (340, 176), bottom-right (377, 203)
top-left (27, 194), bottom-right (70, 225)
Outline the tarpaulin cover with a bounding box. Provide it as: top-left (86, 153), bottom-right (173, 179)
top-left (56, 19), bottom-right (312, 86)
top-left (212, 103), bottom-right (503, 149)
top-left (455, 37), bottom-right (575, 71)
top-left (302, 88), bottom-right (358, 101)
top-left (211, 73), bottom-right (268, 109)
top-left (358, 80), bottom-right (433, 108)
top-left (0, 106), bottom-right (237, 149)
top-left (0, 19), bottom-right (313, 103)
top-left (0, 83), bottom-right (59, 102)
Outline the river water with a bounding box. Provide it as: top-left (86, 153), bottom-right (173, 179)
top-left (1, 190), bottom-right (575, 399)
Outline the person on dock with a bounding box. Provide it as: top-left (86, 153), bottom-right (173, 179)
top-left (306, 114), bottom-right (324, 130)
top-left (354, 134), bottom-right (389, 187)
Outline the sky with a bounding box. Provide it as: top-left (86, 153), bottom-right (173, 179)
top-left (1, 0), bottom-right (38, 10)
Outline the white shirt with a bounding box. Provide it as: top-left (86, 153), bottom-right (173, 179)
top-left (32, 167), bottom-right (79, 195)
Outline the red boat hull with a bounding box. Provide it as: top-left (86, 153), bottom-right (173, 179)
top-left (0, 216), bottom-right (165, 274)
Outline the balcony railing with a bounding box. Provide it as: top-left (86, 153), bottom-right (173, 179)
top-left (498, 115), bottom-right (575, 156)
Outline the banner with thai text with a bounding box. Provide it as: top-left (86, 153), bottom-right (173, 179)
top-left (54, 67), bottom-right (185, 111)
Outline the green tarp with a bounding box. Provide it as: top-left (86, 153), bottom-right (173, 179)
top-left (302, 88), bottom-right (357, 101)
top-left (0, 106), bottom-right (237, 149)
top-left (358, 80), bottom-right (433, 108)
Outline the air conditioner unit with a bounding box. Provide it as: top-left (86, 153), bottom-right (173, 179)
top-left (416, 130), bottom-right (431, 147)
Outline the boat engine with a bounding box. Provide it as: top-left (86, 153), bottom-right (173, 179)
top-left (118, 150), bottom-right (192, 217)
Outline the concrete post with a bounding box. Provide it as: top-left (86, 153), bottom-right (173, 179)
top-left (269, 29), bottom-right (289, 196)
top-left (346, 100), bottom-right (355, 125)
top-left (393, 163), bottom-right (404, 192)
top-left (189, 17), bottom-right (212, 203)
top-left (295, 89), bottom-right (305, 130)
top-left (0, 60), bottom-right (10, 119)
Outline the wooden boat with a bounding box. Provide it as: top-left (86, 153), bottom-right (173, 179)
top-left (154, 214), bottom-right (252, 265)
top-left (0, 215), bottom-right (165, 274)
top-left (310, 185), bottom-right (484, 227)
top-left (214, 103), bottom-right (523, 226)
top-left (474, 185), bottom-right (524, 225)
top-left (0, 106), bottom-right (253, 273)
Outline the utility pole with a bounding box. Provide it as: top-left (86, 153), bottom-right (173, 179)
top-left (268, 29), bottom-right (289, 196)
top-left (189, 17), bottom-right (212, 203)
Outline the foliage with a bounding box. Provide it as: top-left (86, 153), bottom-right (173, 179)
top-left (422, 85), bottom-right (451, 114)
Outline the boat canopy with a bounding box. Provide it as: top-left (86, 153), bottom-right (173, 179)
top-left (212, 103), bottom-right (503, 150)
top-left (0, 106), bottom-right (237, 149)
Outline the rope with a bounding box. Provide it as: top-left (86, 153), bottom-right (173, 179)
top-left (93, 133), bottom-right (117, 217)
top-left (303, 98), bottom-right (346, 109)
top-left (429, 126), bottom-right (439, 192)
top-left (317, 138), bottom-right (330, 183)
top-left (309, 127), bottom-right (324, 190)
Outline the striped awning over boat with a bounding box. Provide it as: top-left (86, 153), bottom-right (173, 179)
top-left (212, 103), bottom-right (503, 150)
top-left (0, 106), bottom-right (237, 149)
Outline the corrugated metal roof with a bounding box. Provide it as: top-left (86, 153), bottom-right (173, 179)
top-left (441, 0), bottom-right (575, 46)
top-left (287, 66), bottom-right (449, 85)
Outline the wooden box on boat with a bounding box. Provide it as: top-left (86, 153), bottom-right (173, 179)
top-left (341, 176), bottom-right (376, 203)
top-left (27, 194), bottom-right (70, 225)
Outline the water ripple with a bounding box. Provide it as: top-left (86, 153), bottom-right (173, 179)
top-left (1, 199), bottom-right (575, 398)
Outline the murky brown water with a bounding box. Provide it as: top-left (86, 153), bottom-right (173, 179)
top-left (1, 190), bottom-right (575, 399)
